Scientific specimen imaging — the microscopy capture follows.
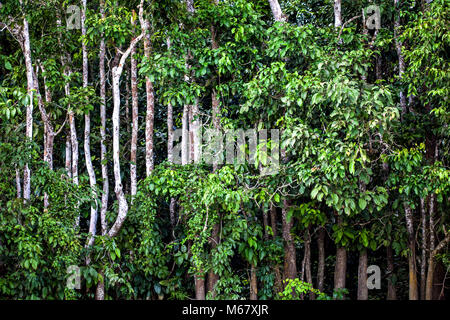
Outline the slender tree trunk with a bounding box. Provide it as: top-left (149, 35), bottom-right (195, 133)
top-left (207, 223), bottom-right (220, 298)
top-left (65, 134), bottom-right (72, 178)
top-left (81, 0), bottom-right (98, 255)
top-left (270, 204), bottom-right (283, 293)
top-left (108, 34), bottom-right (144, 238)
top-left (130, 19), bottom-right (138, 199)
top-left (22, 14), bottom-right (33, 202)
top-left (404, 203), bottom-right (419, 300)
top-left (420, 197), bottom-right (428, 299)
top-left (282, 199), bottom-right (297, 282)
top-left (195, 274), bottom-right (206, 300)
top-left (96, 1), bottom-right (109, 300)
top-left (334, 0), bottom-right (342, 28)
top-left (357, 249), bottom-right (368, 300)
top-left (426, 233), bottom-right (450, 300)
top-left (317, 227), bottom-right (325, 292)
top-left (139, 1), bottom-right (154, 176)
top-left (15, 167), bottom-right (21, 199)
top-left (267, 0), bottom-right (286, 22)
top-left (334, 216), bottom-right (347, 298)
top-left (250, 264), bottom-right (258, 300)
top-left (394, 0), bottom-right (407, 116)
top-left (304, 227), bottom-right (314, 299)
top-left (386, 245), bottom-right (397, 300)
top-left (99, 2), bottom-right (109, 238)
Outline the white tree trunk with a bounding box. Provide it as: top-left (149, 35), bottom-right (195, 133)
top-left (22, 15), bottom-right (34, 201)
top-left (268, 0), bottom-right (286, 22)
top-left (139, 1), bottom-right (155, 176)
top-left (334, 0), bottom-right (342, 28)
top-left (108, 34), bottom-right (144, 238)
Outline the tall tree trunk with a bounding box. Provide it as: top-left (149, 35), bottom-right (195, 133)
top-left (166, 37), bottom-right (176, 230)
top-left (130, 19), bottom-right (138, 199)
top-left (426, 233), bottom-right (450, 300)
top-left (108, 34), bottom-right (144, 238)
top-left (404, 203), bottom-right (419, 300)
top-left (207, 17), bottom-right (221, 297)
top-left (282, 199), bottom-right (297, 282)
top-left (317, 227), bottom-right (325, 292)
top-left (270, 204), bottom-right (283, 293)
top-left (195, 274), bottom-right (205, 300)
top-left (267, 0), bottom-right (286, 22)
top-left (357, 249), bottom-right (368, 300)
top-left (386, 245), bottom-right (397, 300)
top-left (96, 0), bottom-right (109, 300)
top-left (420, 197), bottom-right (428, 299)
top-left (394, 0), bottom-right (407, 116)
top-left (304, 227), bottom-right (314, 299)
top-left (139, 1), bottom-right (154, 176)
top-left (334, 0), bottom-right (342, 28)
top-left (22, 14), bottom-right (33, 202)
top-left (250, 264), bottom-right (258, 300)
top-left (334, 216), bottom-right (347, 298)
top-left (82, 0), bottom-right (98, 256)
top-left (65, 134), bottom-right (72, 178)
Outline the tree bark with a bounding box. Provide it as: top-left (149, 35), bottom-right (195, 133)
top-left (394, 0), bottom-right (407, 116)
top-left (334, 216), bottom-right (347, 299)
top-left (22, 14), bottom-right (34, 202)
top-left (357, 249), bottom-right (368, 300)
top-left (139, 0), bottom-right (154, 176)
top-left (282, 199), bottom-right (297, 282)
top-left (250, 264), bottom-right (258, 300)
top-left (386, 245), bottom-right (397, 300)
top-left (317, 227), bottom-right (325, 292)
top-left (404, 203), bottom-right (419, 300)
top-left (130, 18), bottom-right (138, 198)
top-left (426, 232), bottom-right (450, 299)
top-left (108, 34), bottom-right (144, 238)
top-left (420, 197), bottom-right (428, 299)
top-left (82, 0), bottom-right (98, 257)
top-left (334, 0), bottom-right (342, 28)
top-left (267, 0), bottom-right (286, 22)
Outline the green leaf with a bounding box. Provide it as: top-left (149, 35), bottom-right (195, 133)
top-left (358, 198), bottom-right (367, 210)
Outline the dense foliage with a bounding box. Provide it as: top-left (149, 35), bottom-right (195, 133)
top-left (0, 0), bottom-right (448, 300)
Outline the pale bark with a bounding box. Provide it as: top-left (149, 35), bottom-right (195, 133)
top-left (99, 1), bottom-right (109, 237)
top-left (96, 0), bottom-right (109, 300)
top-left (334, 0), bottom-right (342, 28)
top-left (15, 167), bottom-right (21, 199)
top-left (65, 134), bottom-right (72, 178)
top-left (420, 197), bottom-right (428, 299)
top-left (22, 14), bottom-right (33, 202)
top-left (139, 0), bottom-right (155, 176)
top-left (267, 0), bottom-right (286, 22)
top-left (108, 34), bottom-right (144, 238)
top-left (81, 0), bottom-right (98, 254)
top-left (130, 20), bottom-right (138, 198)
